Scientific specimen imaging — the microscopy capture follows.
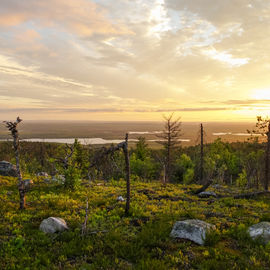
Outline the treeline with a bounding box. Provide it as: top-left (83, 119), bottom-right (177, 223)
top-left (0, 136), bottom-right (266, 189)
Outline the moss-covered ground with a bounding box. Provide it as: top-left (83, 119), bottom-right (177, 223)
top-left (1, 177), bottom-right (270, 269)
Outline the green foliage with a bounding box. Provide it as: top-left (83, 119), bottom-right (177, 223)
top-left (130, 137), bottom-right (160, 180)
top-left (236, 169), bottom-right (248, 188)
top-left (130, 154), bottom-right (159, 180)
top-left (204, 230), bottom-right (221, 247)
top-left (63, 165), bottom-right (81, 189)
top-left (173, 153), bottom-right (194, 183)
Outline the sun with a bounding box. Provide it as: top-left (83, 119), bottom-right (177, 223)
top-left (251, 89), bottom-right (270, 100)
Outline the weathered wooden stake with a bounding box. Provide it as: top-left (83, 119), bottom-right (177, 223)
top-left (81, 198), bottom-right (89, 236)
top-left (124, 133), bottom-right (130, 215)
top-left (265, 122), bottom-right (270, 190)
top-left (199, 123), bottom-right (204, 183)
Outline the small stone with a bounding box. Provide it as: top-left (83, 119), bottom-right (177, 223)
top-left (248, 222), bottom-right (270, 244)
top-left (39, 217), bottom-right (68, 234)
top-left (23, 179), bottom-right (33, 188)
top-left (198, 191), bottom-right (217, 198)
top-left (117, 196), bottom-right (125, 202)
top-left (37, 172), bottom-right (49, 177)
top-left (170, 219), bottom-right (216, 245)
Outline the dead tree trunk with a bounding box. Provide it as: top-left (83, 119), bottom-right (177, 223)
top-left (199, 123), bottom-right (204, 184)
top-left (156, 113), bottom-right (182, 184)
top-left (124, 133), bottom-right (131, 215)
top-left (192, 179), bottom-right (213, 195)
top-left (265, 122), bottom-right (270, 191)
top-left (4, 117), bottom-right (25, 210)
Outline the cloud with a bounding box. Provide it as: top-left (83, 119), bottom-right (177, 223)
top-left (0, 106), bottom-right (236, 114)
top-left (0, 0), bottom-right (270, 120)
top-left (0, 0), bottom-right (132, 37)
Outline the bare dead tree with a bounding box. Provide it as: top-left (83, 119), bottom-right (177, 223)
top-left (4, 117), bottom-right (25, 210)
top-left (249, 116), bottom-right (270, 190)
top-left (156, 113), bottom-right (182, 183)
top-left (56, 143), bottom-right (75, 170)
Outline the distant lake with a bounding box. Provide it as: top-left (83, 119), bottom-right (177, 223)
top-left (0, 131), bottom-right (259, 145)
top-left (0, 121), bottom-right (259, 145)
top-left (19, 137), bottom-right (192, 145)
top-left (20, 138), bottom-right (133, 145)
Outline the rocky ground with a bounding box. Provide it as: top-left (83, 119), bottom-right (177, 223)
top-left (1, 176), bottom-right (270, 269)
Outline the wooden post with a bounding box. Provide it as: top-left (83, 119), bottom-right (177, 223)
top-left (200, 123), bottom-right (204, 184)
top-left (124, 133), bottom-right (130, 215)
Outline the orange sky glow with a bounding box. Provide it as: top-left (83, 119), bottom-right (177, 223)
top-left (0, 0), bottom-right (270, 122)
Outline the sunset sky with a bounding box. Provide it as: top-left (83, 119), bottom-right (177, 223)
top-left (0, 0), bottom-right (270, 121)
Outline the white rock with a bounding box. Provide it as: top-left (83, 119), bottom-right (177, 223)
top-left (37, 172), bottom-right (49, 177)
top-left (39, 217), bottom-right (68, 234)
top-left (170, 219), bottom-right (216, 245)
top-left (248, 222), bottom-right (270, 244)
top-left (117, 196), bottom-right (125, 202)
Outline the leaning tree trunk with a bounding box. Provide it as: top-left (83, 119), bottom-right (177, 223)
top-left (13, 133), bottom-right (25, 209)
top-left (265, 123), bottom-right (270, 191)
top-left (4, 117), bottom-right (25, 209)
top-left (124, 133), bottom-right (131, 215)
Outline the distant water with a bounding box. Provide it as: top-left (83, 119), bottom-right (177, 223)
top-left (212, 132), bottom-right (261, 136)
top-left (2, 131), bottom-right (256, 145)
top-left (19, 137), bottom-right (192, 144)
top-left (20, 138), bottom-right (134, 145)
top-left (0, 121), bottom-right (259, 145)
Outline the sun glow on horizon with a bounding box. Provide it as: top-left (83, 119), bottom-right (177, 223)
top-left (251, 89), bottom-right (270, 100)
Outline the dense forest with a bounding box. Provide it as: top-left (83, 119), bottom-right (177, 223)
top-left (1, 117), bottom-right (270, 269)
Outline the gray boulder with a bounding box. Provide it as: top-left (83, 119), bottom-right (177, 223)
top-left (39, 217), bottom-right (68, 234)
top-left (248, 222), bottom-right (270, 244)
top-left (0, 161), bottom-right (17, 177)
top-left (198, 191), bottom-right (217, 198)
top-left (170, 219), bottom-right (216, 245)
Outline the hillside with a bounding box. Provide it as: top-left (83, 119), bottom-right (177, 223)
top-left (1, 176), bottom-right (270, 269)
